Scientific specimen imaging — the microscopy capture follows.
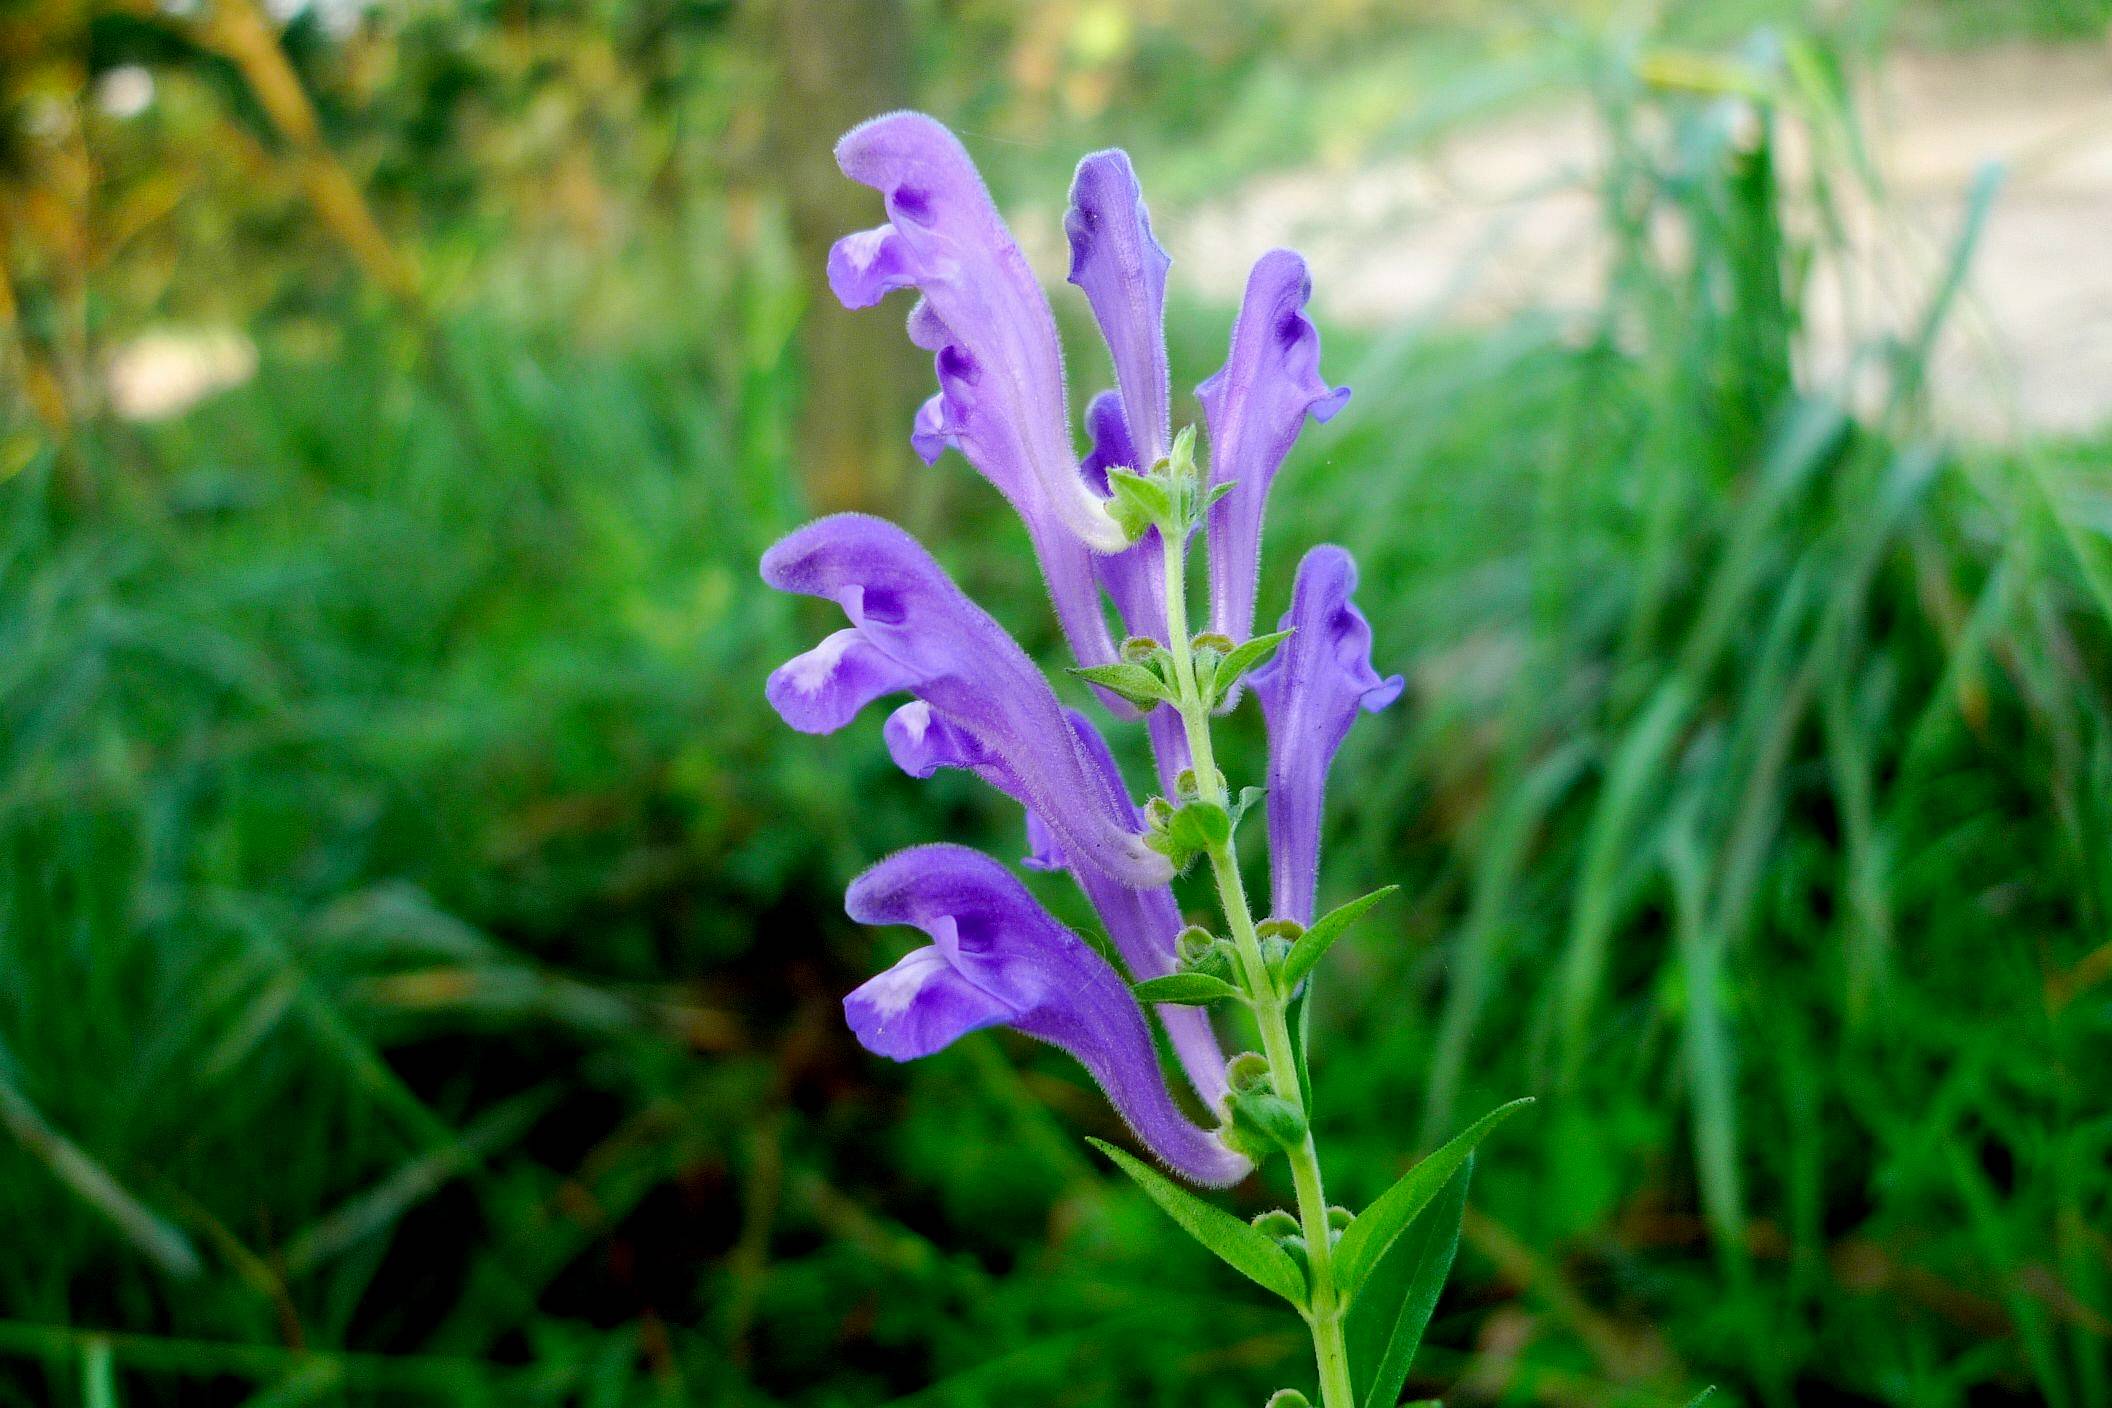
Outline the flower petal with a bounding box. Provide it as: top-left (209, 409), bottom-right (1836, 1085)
top-left (830, 111), bottom-right (1125, 564)
top-left (766, 629), bottom-right (920, 734)
top-left (1200, 250), bottom-right (1350, 647)
top-left (845, 945), bottom-right (1015, 1060)
top-left (762, 514), bottom-right (1171, 888)
top-left (1249, 546), bottom-right (1403, 924)
top-left (1066, 151), bottom-right (1172, 465)
top-left (846, 845), bottom-right (1249, 1186)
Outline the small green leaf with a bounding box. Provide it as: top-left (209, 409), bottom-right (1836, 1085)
top-left (1133, 973), bottom-right (1245, 1007)
top-left (1350, 1157), bottom-right (1473, 1408)
top-left (1087, 1139), bottom-right (1308, 1307)
top-left (1209, 628), bottom-right (1295, 707)
top-left (1333, 1098), bottom-right (1534, 1297)
top-left (1068, 662), bottom-right (1175, 709)
top-left (1280, 886), bottom-right (1400, 991)
top-left (1230, 784), bottom-right (1267, 830)
top-left (1202, 480), bottom-right (1236, 510)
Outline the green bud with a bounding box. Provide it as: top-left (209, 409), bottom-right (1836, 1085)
top-left (1191, 631), bottom-right (1235, 654)
top-left (1327, 1205), bottom-right (1356, 1242)
top-left (1256, 918), bottom-right (1306, 943)
top-left (1225, 1052), bottom-right (1270, 1092)
top-left (1264, 1392), bottom-right (1313, 1408)
top-left (1249, 1208), bottom-right (1300, 1240)
top-left (1166, 423), bottom-right (1198, 482)
top-left (1175, 767), bottom-right (1200, 800)
top-left (1229, 1089), bottom-right (1309, 1151)
top-left (1120, 635), bottom-right (1162, 663)
top-left (1261, 933), bottom-right (1293, 981)
top-left (1145, 796), bottom-right (1175, 831)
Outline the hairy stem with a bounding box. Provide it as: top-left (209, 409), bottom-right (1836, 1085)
top-left (1160, 527), bottom-right (1357, 1408)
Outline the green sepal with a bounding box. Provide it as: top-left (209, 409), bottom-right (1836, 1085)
top-left (1332, 1098), bottom-right (1533, 1298)
top-left (1106, 466), bottom-right (1174, 540)
top-left (1279, 885), bottom-right (1400, 992)
top-left (1228, 1088), bottom-right (1307, 1151)
top-left (1087, 1138), bottom-right (1308, 1308)
top-left (1133, 973), bottom-right (1245, 1007)
top-left (1346, 1156), bottom-right (1472, 1408)
top-left (1151, 799), bottom-right (1231, 869)
top-left (1069, 661), bottom-right (1176, 709)
top-left (1209, 627), bottom-right (1295, 709)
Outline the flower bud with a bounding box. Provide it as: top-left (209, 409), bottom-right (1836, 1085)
top-left (1265, 1392), bottom-right (1312, 1408)
top-left (1327, 1205), bottom-right (1355, 1243)
top-left (1255, 918), bottom-right (1305, 943)
top-left (1120, 635), bottom-right (1163, 662)
top-left (1177, 924), bottom-right (1216, 965)
top-left (1249, 1208), bottom-right (1299, 1240)
top-left (1175, 767), bottom-right (1201, 801)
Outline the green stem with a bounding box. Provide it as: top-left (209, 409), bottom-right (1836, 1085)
top-left (1159, 526), bottom-right (1357, 1408)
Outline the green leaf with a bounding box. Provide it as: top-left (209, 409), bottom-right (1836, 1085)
top-left (1132, 973), bottom-right (1245, 1007)
top-left (1333, 1098), bottom-right (1533, 1297)
top-left (1230, 784), bottom-right (1267, 831)
top-left (1163, 800), bottom-right (1230, 857)
top-left (1280, 886), bottom-right (1400, 991)
top-left (1068, 662), bottom-right (1175, 709)
top-left (1087, 1139), bottom-right (1307, 1307)
top-left (1209, 628), bottom-right (1294, 707)
top-left (1348, 1156), bottom-right (1473, 1408)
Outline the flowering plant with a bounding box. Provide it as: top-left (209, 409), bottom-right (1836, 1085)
top-left (763, 112), bottom-right (1528, 1408)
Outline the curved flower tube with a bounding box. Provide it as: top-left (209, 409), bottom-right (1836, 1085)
top-left (1248, 546), bottom-right (1404, 924)
top-left (762, 513), bottom-right (1171, 888)
top-left (843, 845), bottom-right (1251, 1187)
top-left (1067, 151), bottom-right (1172, 467)
top-left (886, 699), bottom-right (1230, 1109)
top-left (1200, 250), bottom-right (1351, 648)
top-left (829, 111), bottom-right (1128, 682)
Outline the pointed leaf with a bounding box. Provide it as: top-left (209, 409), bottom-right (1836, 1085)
top-left (1280, 886), bottom-right (1400, 991)
top-left (1133, 973), bottom-right (1245, 1007)
top-left (1069, 662), bottom-right (1176, 709)
top-left (1088, 1138), bottom-right (1306, 1307)
top-left (1287, 976), bottom-right (1314, 1113)
top-left (1209, 628), bottom-right (1295, 709)
top-left (1334, 1098), bottom-right (1533, 1297)
top-left (1106, 467), bottom-right (1174, 540)
top-left (1349, 1157), bottom-right (1473, 1408)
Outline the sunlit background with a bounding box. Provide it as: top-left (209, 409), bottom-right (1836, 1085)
top-left (4, 2), bottom-right (2111, 1404)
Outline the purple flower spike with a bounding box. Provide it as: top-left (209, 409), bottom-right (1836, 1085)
top-left (829, 112), bottom-right (1131, 682)
top-left (1249, 546), bottom-right (1403, 924)
top-left (763, 514), bottom-right (1172, 888)
top-left (844, 845), bottom-right (1251, 1187)
top-left (1067, 152), bottom-right (1172, 466)
top-left (1200, 250), bottom-right (1351, 647)
top-left (884, 698), bottom-right (1230, 1109)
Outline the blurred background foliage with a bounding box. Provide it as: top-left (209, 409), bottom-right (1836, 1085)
top-left (4, 1), bottom-right (2112, 1405)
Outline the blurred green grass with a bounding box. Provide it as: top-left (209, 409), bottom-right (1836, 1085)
top-left (5, 3), bottom-right (2112, 1406)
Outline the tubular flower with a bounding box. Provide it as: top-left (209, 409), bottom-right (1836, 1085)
top-left (1249, 546), bottom-right (1404, 925)
top-left (886, 698), bottom-right (1230, 1109)
top-left (843, 846), bottom-right (1251, 1187)
top-left (829, 112), bottom-right (1126, 682)
top-left (1201, 250), bottom-right (1351, 648)
top-left (762, 513), bottom-right (1171, 889)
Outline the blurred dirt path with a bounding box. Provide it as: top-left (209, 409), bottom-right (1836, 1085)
top-left (1177, 43), bottom-right (2112, 439)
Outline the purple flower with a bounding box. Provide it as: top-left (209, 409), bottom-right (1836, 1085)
top-left (1249, 546), bottom-right (1403, 925)
top-left (829, 112), bottom-right (1127, 685)
top-left (763, 513), bottom-right (1172, 889)
top-left (843, 845), bottom-right (1251, 1187)
top-left (886, 698), bottom-right (1230, 1109)
top-left (1201, 251), bottom-right (1351, 648)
